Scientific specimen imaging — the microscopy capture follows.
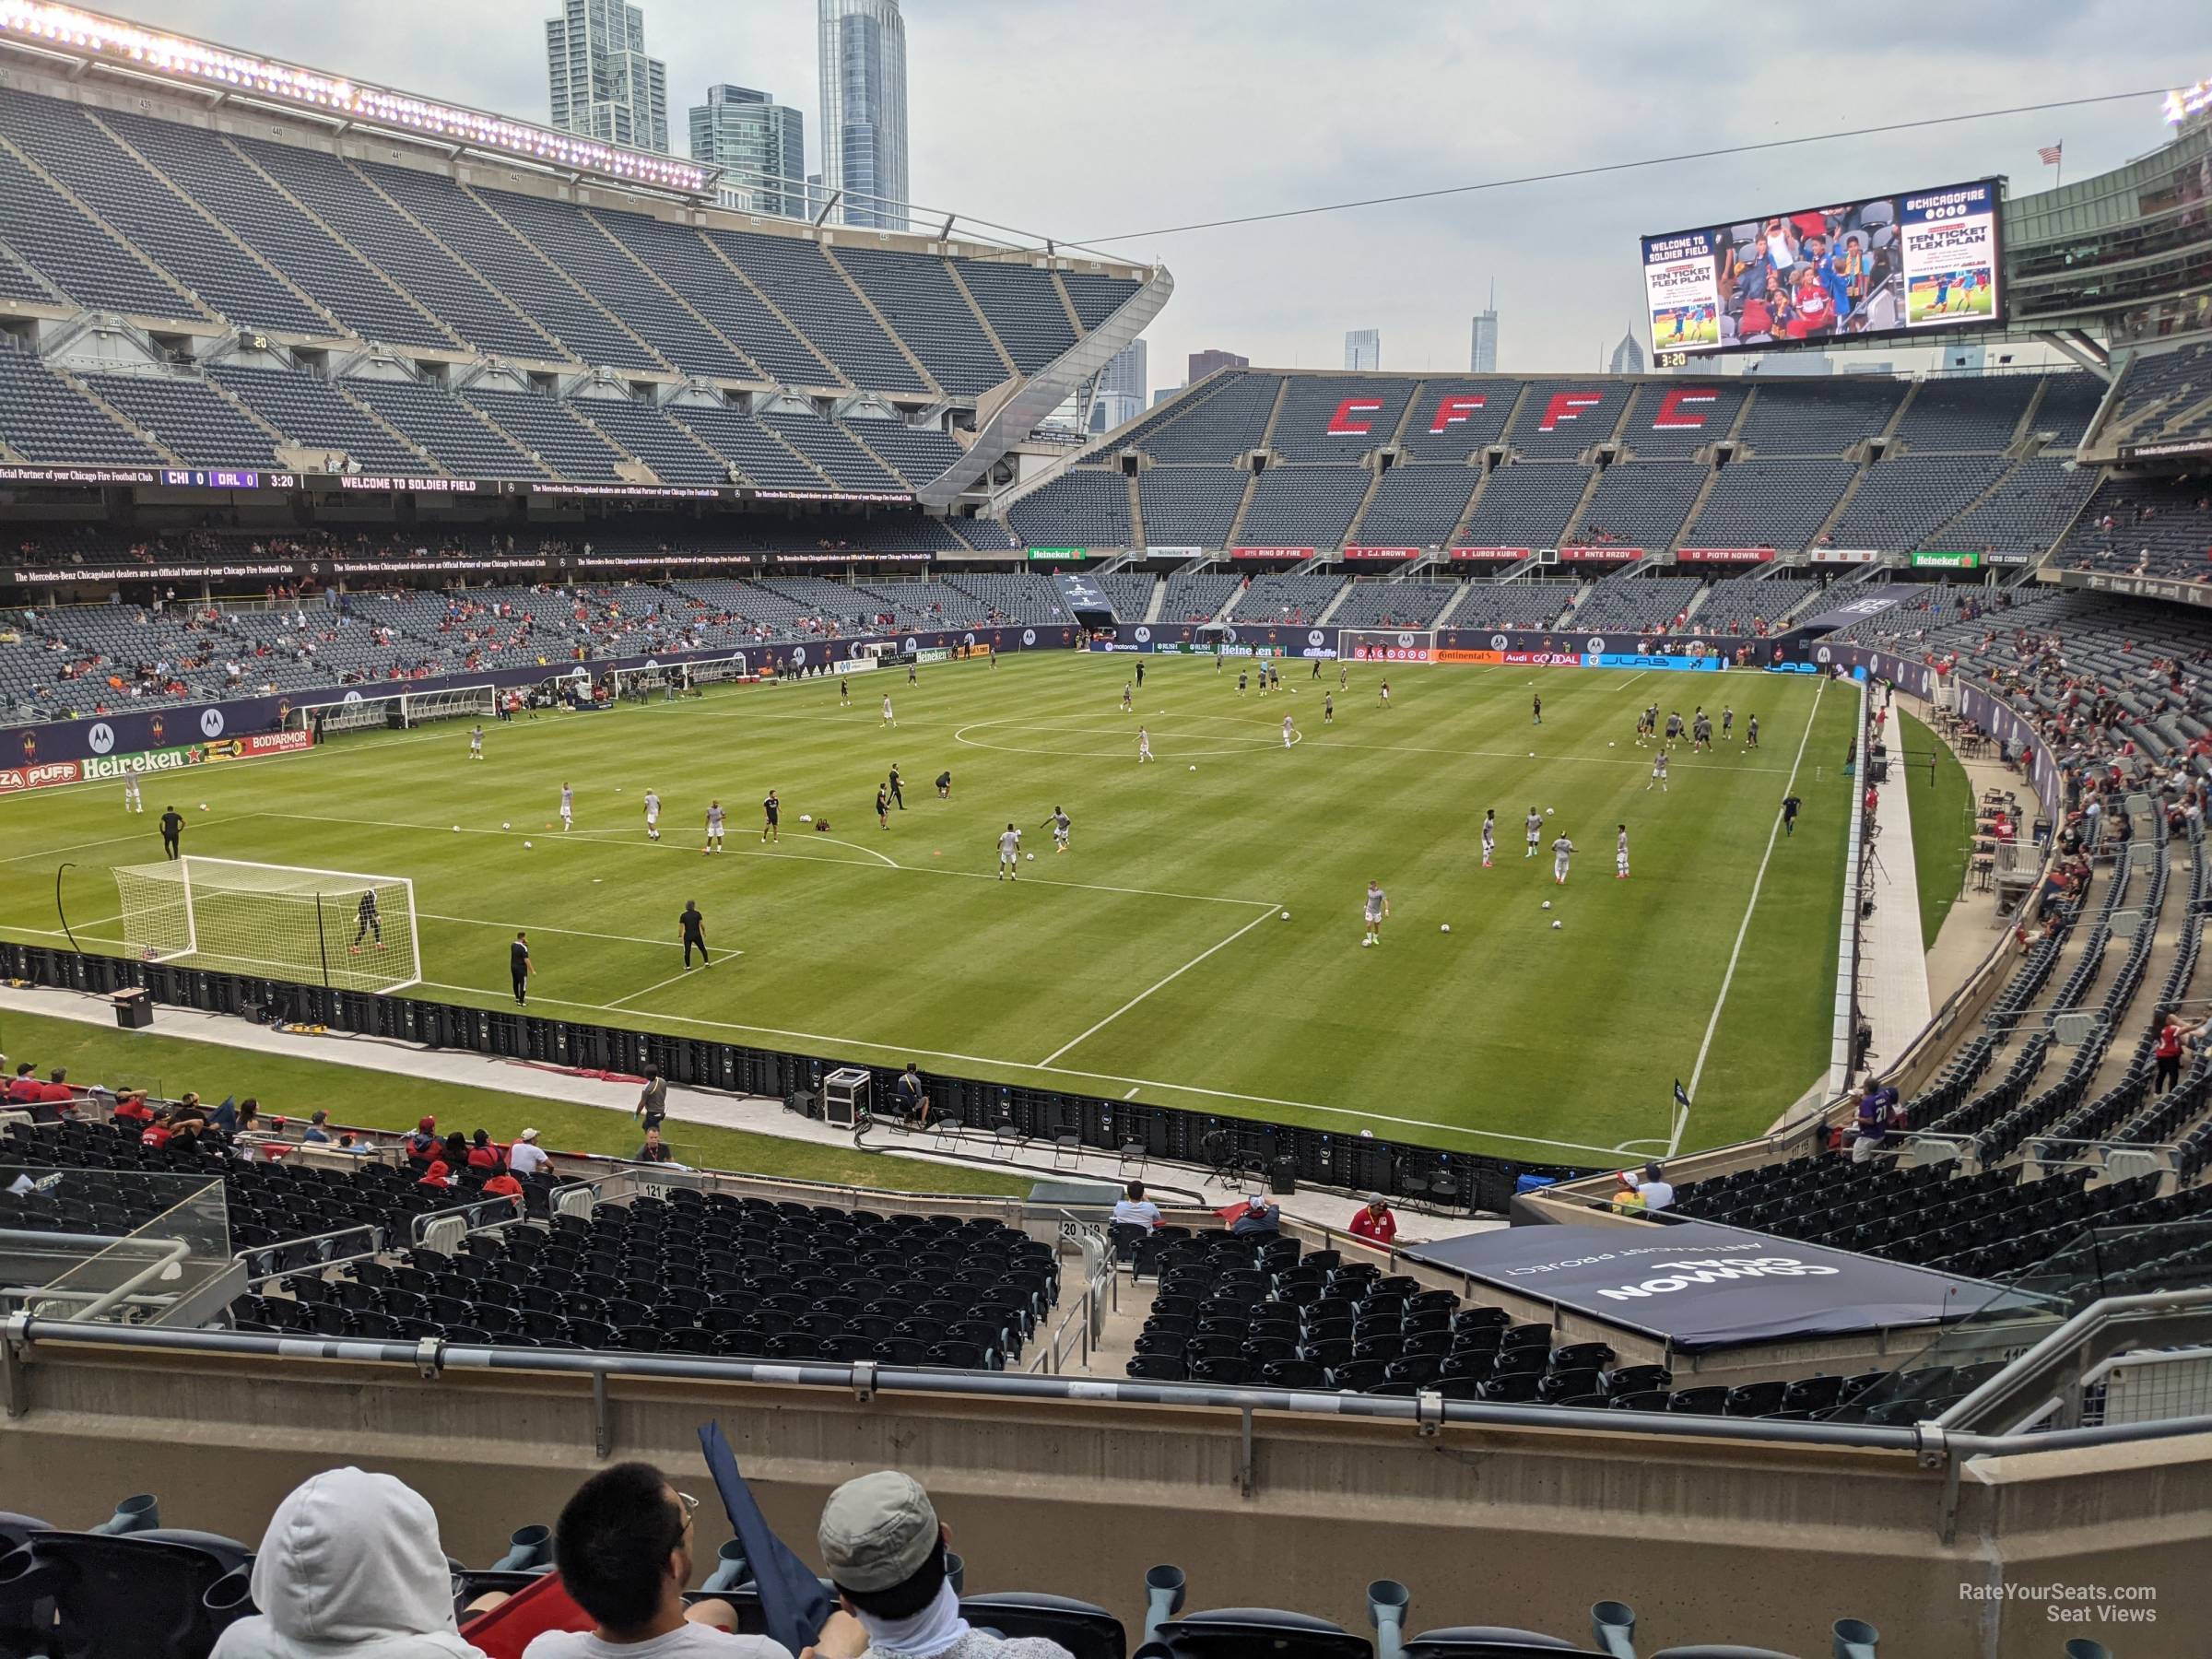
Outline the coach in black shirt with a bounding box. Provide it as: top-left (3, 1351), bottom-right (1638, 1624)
top-left (159, 806), bottom-right (183, 859)
top-left (679, 900), bottom-right (709, 967)
top-left (510, 931), bottom-right (531, 1004)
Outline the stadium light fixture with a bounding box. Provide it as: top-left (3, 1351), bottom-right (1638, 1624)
top-left (2164, 78), bottom-right (2212, 125)
top-left (0, 0), bottom-right (715, 195)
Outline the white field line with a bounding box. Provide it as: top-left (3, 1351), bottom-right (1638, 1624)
top-left (3, 817), bottom-right (265, 864)
top-left (260, 811), bottom-right (1260, 907)
top-left (419, 912), bottom-right (711, 952)
top-left (606, 966), bottom-right (716, 1008)
top-left (1038, 900), bottom-right (1282, 1066)
top-left (1671, 675), bottom-right (1828, 1156)
top-left (413, 980), bottom-right (1622, 1159)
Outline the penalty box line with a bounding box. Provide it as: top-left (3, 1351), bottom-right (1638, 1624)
top-left (412, 979), bottom-right (1623, 1159)
top-left (1038, 899), bottom-right (1283, 1067)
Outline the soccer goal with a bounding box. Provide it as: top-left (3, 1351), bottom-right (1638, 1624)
top-left (289, 683), bottom-right (497, 736)
top-left (1341, 629), bottom-right (1438, 663)
top-left (609, 653), bottom-right (750, 701)
top-left (112, 858), bottom-right (422, 994)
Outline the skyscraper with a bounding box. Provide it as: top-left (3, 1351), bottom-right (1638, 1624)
top-left (690, 86), bottom-right (806, 218)
top-left (1090, 340), bottom-right (1147, 431)
top-left (1189, 348), bottom-right (1248, 383)
top-left (818, 0), bottom-right (909, 229)
top-left (546, 0), bottom-right (668, 154)
top-left (1344, 329), bottom-right (1381, 371)
top-left (1607, 332), bottom-right (1645, 376)
top-left (1469, 284), bottom-right (1499, 373)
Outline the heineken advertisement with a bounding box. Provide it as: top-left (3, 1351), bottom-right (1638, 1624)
top-left (1027, 547), bottom-right (1092, 561)
top-left (1910, 550), bottom-right (1982, 570)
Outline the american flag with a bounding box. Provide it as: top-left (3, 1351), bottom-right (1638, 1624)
top-left (2039, 143), bottom-right (2064, 165)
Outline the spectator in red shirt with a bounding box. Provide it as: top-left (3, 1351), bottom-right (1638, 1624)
top-left (481, 1170), bottom-right (524, 1210)
top-left (403, 1116), bottom-right (439, 1165)
top-left (417, 1159), bottom-right (452, 1190)
top-left (1347, 1194), bottom-right (1397, 1247)
top-left (2155, 1011), bottom-right (2185, 1096)
top-left (465, 1129), bottom-right (503, 1171)
top-left (34, 1069), bottom-right (75, 1108)
top-left (5, 1065), bottom-right (41, 1105)
top-left (112, 1089), bottom-right (154, 1126)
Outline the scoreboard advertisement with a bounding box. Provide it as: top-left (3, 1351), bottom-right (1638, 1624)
top-left (1641, 179), bottom-right (2001, 361)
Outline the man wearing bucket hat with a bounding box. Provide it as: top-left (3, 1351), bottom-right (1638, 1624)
top-left (818, 1472), bottom-right (1072, 1659)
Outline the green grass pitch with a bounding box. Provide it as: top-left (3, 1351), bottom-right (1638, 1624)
top-left (0, 653), bottom-right (1856, 1161)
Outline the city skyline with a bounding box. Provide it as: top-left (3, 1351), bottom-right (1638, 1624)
top-left (818, 0), bottom-right (909, 229)
top-left (690, 84), bottom-right (807, 218)
top-left (1469, 298), bottom-right (1498, 374)
top-left (545, 0), bottom-right (668, 155)
top-left (1344, 329), bottom-right (1381, 372)
top-left (121, 0), bottom-right (2183, 378)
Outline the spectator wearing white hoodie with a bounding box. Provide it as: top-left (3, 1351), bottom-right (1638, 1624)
top-left (213, 1466), bottom-right (486, 1659)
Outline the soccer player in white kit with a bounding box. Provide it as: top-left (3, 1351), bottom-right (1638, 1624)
top-left (1647, 751), bottom-right (1669, 792)
top-left (703, 799), bottom-right (725, 854)
top-left (1137, 726), bottom-right (1153, 763)
top-left (880, 694), bottom-right (895, 727)
top-left (997, 823), bottom-right (1022, 880)
top-left (559, 782), bottom-right (573, 830)
top-left (123, 775), bottom-right (141, 813)
top-left (469, 724), bottom-right (484, 761)
top-left (1616, 823), bottom-right (1630, 879)
top-left (1481, 809), bottom-right (1496, 867)
top-left (1122, 682), bottom-right (1133, 712)
top-left (1041, 806), bottom-right (1071, 853)
top-left (1551, 833), bottom-right (1574, 885)
top-left (1361, 880), bottom-right (1390, 947)
top-left (1524, 807), bottom-right (1544, 858)
top-left (1282, 713), bottom-right (1296, 749)
top-left (643, 789), bottom-right (661, 841)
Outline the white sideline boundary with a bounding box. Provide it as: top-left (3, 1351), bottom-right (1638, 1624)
top-left (412, 980), bottom-right (1624, 1158)
top-left (1671, 675), bottom-right (1830, 1157)
top-left (1038, 900), bottom-right (1281, 1066)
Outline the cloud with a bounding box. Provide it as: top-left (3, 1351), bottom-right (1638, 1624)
top-left (117, 0), bottom-right (2186, 387)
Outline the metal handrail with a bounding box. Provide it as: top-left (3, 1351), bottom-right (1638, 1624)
top-left (0, 1230), bottom-right (194, 1323)
top-left (1931, 1285), bottom-right (2212, 1432)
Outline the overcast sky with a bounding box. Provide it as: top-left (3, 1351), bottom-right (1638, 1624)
top-left (124, 0), bottom-right (2189, 392)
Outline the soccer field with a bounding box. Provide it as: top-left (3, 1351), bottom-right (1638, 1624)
top-left (0, 653), bottom-right (1855, 1160)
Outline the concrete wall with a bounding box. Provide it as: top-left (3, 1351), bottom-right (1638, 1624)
top-left (3, 1332), bottom-right (2206, 1657)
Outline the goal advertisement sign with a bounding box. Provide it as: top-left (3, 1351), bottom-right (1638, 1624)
top-left (1342, 629), bottom-right (1436, 663)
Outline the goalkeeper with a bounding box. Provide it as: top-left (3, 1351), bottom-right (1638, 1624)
top-left (350, 889), bottom-right (382, 951)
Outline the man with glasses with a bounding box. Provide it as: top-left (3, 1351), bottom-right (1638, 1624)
top-left (528, 1463), bottom-right (856, 1657)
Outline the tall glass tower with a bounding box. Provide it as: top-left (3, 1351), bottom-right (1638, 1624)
top-left (690, 86), bottom-right (806, 218)
top-left (546, 0), bottom-right (669, 154)
top-left (818, 0), bottom-right (909, 229)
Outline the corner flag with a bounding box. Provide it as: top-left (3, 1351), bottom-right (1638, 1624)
top-left (1674, 1079), bottom-right (1691, 1109)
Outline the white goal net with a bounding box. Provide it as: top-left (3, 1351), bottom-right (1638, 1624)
top-left (1340, 629), bottom-right (1439, 663)
top-left (112, 858), bottom-right (421, 994)
top-left (290, 684), bottom-right (497, 735)
top-left (610, 653), bottom-right (749, 701)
